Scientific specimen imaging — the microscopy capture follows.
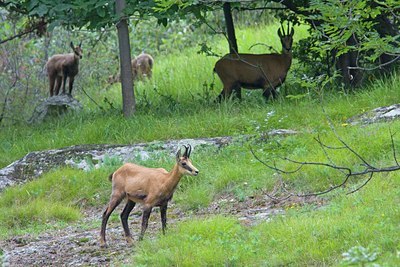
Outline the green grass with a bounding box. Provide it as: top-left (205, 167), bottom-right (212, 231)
top-left (1, 22), bottom-right (400, 265)
top-left (135, 174), bottom-right (400, 266)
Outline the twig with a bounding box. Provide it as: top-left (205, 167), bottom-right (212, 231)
top-left (80, 87), bottom-right (104, 110)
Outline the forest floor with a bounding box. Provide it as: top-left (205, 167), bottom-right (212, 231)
top-left (1, 193), bottom-right (323, 266)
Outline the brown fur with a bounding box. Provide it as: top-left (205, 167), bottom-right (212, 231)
top-left (100, 145), bottom-right (199, 247)
top-left (107, 53), bottom-right (154, 85)
top-left (214, 25), bottom-right (294, 101)
top-left (46, 42), bottom-right (83, 96)
top-left (131, 53), bottom-right (154, 81)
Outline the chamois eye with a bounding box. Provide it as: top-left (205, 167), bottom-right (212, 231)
top-left (181, 162), bottom-right (187, 166)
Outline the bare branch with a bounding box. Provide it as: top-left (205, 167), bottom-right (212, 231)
top-left (251, 127), bottom-right (400, 200)
top-left (347, 172), bottom-right (374, 195)
top-left (390, 129), bottom-right (399, 166)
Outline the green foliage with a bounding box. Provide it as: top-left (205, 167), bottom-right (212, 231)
top-left (297, 0), bottom-right (399, 81)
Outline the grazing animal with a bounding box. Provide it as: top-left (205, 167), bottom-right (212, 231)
top-left (214, 24), bottom-right (294, 101)
top-left (100, 145), bottom-right (199, 247)
top-left (131, 53), bottom-right (154, 81)
top-left (46, 42), bottom-right (83, 96)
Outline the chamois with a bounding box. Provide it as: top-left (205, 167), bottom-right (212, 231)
top-left (131, 53), bottom-right (154, 81)
top-left (46, 42), bottom-right (83, 96)
top-left (100, 145), bottom-right (199, 247)
top-left (214, 23), bottom-right (294, 101)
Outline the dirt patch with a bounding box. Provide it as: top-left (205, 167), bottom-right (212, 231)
top-left (1, 194), bottom-right (323, 266)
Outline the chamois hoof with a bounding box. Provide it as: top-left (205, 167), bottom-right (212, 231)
top-left (99, 240), bottom-right (108, 248)
top-left (126, 236), bottom-right (134, 245)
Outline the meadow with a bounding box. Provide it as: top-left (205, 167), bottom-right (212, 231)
top-left (0, 22), bottom-right (399, 265)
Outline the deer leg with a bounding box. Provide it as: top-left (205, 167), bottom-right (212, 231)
top-left (55, 76), bottom-right (62, 96)
top-left (139, 207), bottom-right (153, 240)
top-left (68, 76), bottom-right (74, 95)
top-left (160, 203), bottom-right (168, 235)
top-left (100, 194), bottom-right (124, 247)
top-left (120, 200), bottom-right (136, 244)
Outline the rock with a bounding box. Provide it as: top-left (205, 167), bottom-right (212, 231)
top-left (0, 137), bottom-right (232, 191)
top-left (347, 104), bottom-right (400, 125)
top-left (28, 94), bottom-right (83, 124)
top-left (0, 129), bottom-right (298, 191)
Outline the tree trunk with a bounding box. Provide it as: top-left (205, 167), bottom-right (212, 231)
top-left (223, 2), bottom-right (238, 54)
top-left (115, 0), bottom-right (135, 117)
top-left (223, 2), bottom-right (241, 98)
top-left (336, 35), bottom-right (363, 88)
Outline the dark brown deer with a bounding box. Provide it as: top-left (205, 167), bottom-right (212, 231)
top-left (100, 145), bottom-right (199, 247)
top-left (46, 42), bottom-right (83, 96)
top-left (214, 24), bottom-right (294, 101)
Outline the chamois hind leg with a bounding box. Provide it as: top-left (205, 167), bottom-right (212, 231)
top-left (120, 199), bottom-right (136, 244)
top-left (216, 84), bottom-right (235, 102)
top-left (61, 74), bottom-right (68, 95)
top-left (100, 194), bottom-right (125, 247)
top-left (54, 76), bottom-right (62, 96)
top-left (139, 206), bottom-right (153, 241)
top-left (160, 203), bottom-right (168, 235)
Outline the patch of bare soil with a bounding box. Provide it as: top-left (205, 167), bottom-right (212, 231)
top-left (1, 194), bottom-right (324, 266)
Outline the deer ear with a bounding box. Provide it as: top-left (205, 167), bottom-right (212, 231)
top-left (70, 42), bottom-right (74, 49)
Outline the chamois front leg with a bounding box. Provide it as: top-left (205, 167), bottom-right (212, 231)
top-left (49, 76), bottom-right (55, 97)
top-left (262, 86), bottom-right (278, 101)
top-left (55, 76), bottom-right (62, 96)
top-left (120, 200), bottom-right (136, 244)
top-left (68, 76), bottom-right (75, 95)
top-left (160, 203), bottom-right (168, 235)
top-left (139, 206), bottom-right (153, 240)
top-left (62, 74), bottom-right (68, 95)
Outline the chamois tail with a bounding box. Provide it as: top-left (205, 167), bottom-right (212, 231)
top-left (108, 172), bottom-right (114, 182)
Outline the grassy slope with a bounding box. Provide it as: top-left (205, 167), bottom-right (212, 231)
top-left (1, 24), bottom-right (400, 265)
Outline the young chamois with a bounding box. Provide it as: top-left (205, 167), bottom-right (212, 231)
top-left (107, 53), bottom-right (153, 85)
top-left (214, 23), bottom-right (294, 101)
top-left (46, 42), bottom-right (83, 96)
top-left (100, 145), bottom-right (199, 247)
top-left (131, 53), bottom-right (154, 81)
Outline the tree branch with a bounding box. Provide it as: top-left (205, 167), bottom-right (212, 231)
top-left (251, 128), bottom-right (400, 200)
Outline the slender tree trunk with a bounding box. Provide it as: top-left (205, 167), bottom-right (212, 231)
top-left (116, 0), bottom-right (135, 117)
top-left (223, 2), bottom-right (241, 98)
top-left (223, 2), bottom-right (238, 54)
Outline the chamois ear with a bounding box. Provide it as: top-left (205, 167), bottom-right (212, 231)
top-left (277, 28), bottom-right (283, 38)
top-left (70, 42), bottom-right (74, 50)
top-left (79, 41), bottom-right (82, 48)
top-left (182, 145), bottom-right (189, 158)
top-left (176, 148), bottom-right (181, 162)
top-left (187, 144), bottom-right (192, 158)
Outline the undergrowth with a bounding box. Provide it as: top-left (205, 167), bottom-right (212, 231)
top-left (0, 21), bottom-right (400, 266)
